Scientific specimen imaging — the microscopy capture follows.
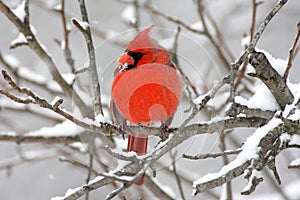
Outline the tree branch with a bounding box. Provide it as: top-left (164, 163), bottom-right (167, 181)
top-left (193, 118), bottom-right (284, 194)
top-left (283, 21), bottom-right (300, 80)
top-left (228, 0), bottom-right (288, 101)
top-left (74, 0), bottom-right (103, 117)
top-left (248, 50), bottom-right (294, 109)
top-left (0, 1), bottom-right (90, 116)
top-left (183, 148), bottom-right (242, 160)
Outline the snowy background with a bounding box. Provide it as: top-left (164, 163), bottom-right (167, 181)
top-left (0, 0), bottom-right (300, 199)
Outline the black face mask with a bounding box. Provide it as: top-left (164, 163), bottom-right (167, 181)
top-left (122, 49), bottom-right (144, 70)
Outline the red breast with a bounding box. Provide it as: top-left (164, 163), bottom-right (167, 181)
top-left (112, 63), bottom-right (181, 124)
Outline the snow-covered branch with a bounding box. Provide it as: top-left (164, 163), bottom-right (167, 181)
top-left (248, 50), bottom-right (294, 109)
top-left (193, 117), bottom-right (283, 195)
top-left (0, 1), bottom-right (89, 115)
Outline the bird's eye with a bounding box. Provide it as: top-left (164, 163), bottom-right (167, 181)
top-left (135, 52), bottom-right (143, 60)
top-left (127, 50), bottom-right (143, 62)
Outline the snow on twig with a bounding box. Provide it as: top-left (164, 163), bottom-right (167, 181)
top-left (193, 117), bottom-right (282, 194)
top-left (12, 0), bottom-right (27, 22)
top-left (71, 17), bottom-right (89, 30)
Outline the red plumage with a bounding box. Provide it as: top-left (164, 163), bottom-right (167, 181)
top-left (111, 26), bottom-right (181, 185)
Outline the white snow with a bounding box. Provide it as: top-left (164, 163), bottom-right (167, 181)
top-left (53, 3), bottom-right (62, 11)
top-left (235, 84), bottom-right (280, 111)
top-left (241, 169), bottom-right (262, 193)
top-left (289, 158), bottom-right (300, 166)
top-left (106, 146), bottom-right (146, 160)
top-left (113, 136), bottom-right (128, 150)
top-left (50, 96), bottom-right (62, 106)
top-left (121, 4), bottom-right (136, 25)
top-left (12, 0), bottom-right (27, 22)
top-left (71, 17), bottom-right (89, 30)
top-left (95, 114), bottom-right (111, 124)
top-left (279, 132), bottom-right (291, 145)
top-left (87, 175), bottom-right (104, 185)
top-left (257, 48), bottom-right (287, 76)
top-left (103, 172), bottom-right (134, 182)
top-left (193, 117), bottom-right (282, 188)
top-left (11, 32), bottom-right (28, 47)
top-left (0, 131), bottom-right (18, 136)
top-left (26, 120), bottom-right (83, 137)
top-left (193, 91), bottom-right (209, 105)
top-left (288, 110), bottom-right (300, 122)
top-left (235, 49), bottom-right (293, 111)
top-left (60, 41), bottom-right (66, 50)
top-left (241, 35), bottom-right (251, 48)
top-left (62, 73), bottom-right (76, 85)
top-left (69, 142), bottom-right (88, 152)
top-left (190, 21), bottom-right (203, 31)
top-left (51, 186), bottom-right (82, 200)
top-left (289, 134), bottom-right (300, 146)
top-left (155, 134), bottom-right (174, 150)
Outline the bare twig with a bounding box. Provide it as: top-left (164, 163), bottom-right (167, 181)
top-left (170, 151), bottom-right (185, 200)
top-left (283, 21), bottom-right (300, 80)
top-left (55, 0), bottom-right (75, 72)
top-left (171, 26), bottom-right (199, 99)
top-left (204, 2), bottom-right (235, 62)
top-left (144, 175), bottom-right (175, 200)
top-left (0, 70), bottom-right (123, 138)
top-left (85, 141), bottom-right (95, 200)
top-left (0, 149), bottom-right (70, 171)
top-left (176, 76), bottom-right (226, 133)
top-left (263, 169), bottom-right (289, 200)
top-left (236, 0), bottom-right (262, 88)
top-left (144, 5), bottom-right (205, 34)
top-left (0, 130), bottom-right (80, 144)
top-left (226, 102), bottom-right (275, 120)
top-left (219, 131), bottom-right (232, 200)
top-left (183, 148), bottom-right (242, 160)
top-left (228, 0), bottom-right (288, 102)
top-left (59, 156), bottom-right (99, 176)
top-left (193, 120), bottom-right (284, 194)
top-left (74, 0), bottom-right (103, 117)
top-left (0, 1), bottom-right (90, 115)
top-left (196, 0), bottom-right (231, 71)
top-left (0, 52), bottom-right (64, 95)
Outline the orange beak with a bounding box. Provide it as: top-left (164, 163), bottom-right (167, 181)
top-left (118, 53), bottom-right (134, 66)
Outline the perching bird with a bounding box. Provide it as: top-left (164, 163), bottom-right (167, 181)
top-left (111, 25), bottom-right (182, 185)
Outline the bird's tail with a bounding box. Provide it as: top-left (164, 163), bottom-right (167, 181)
top-left (127, 134), bottom-right (148, 185)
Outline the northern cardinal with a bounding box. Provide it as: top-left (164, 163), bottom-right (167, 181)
top-left (111, 25), bottom-right (182, 185)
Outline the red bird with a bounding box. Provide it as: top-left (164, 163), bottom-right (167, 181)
top-left (111, 25), bottom-right (182, 185)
